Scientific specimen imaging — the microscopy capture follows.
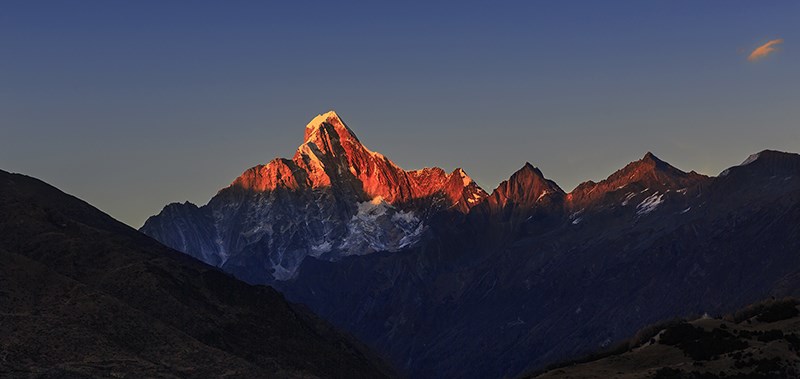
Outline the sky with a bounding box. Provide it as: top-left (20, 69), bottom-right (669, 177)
top-left (2, 1), bottom-right (799, 227)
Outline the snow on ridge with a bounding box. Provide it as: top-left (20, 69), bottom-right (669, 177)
top-left (741, 153), bottom-right (761, 166)
top-left (305, 110), bottom-right (340, 130)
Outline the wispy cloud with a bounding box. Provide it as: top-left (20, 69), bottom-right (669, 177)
top-left (748, 39), bottom-right (784, 61)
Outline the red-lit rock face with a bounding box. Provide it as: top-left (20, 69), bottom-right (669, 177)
top-left (229, 111), bottom-right (487, 211)
top-left (566, 152), bottom-right (709, 209)
top-left (486, 163), bottom-right (565, 210)
top-left (231, 158), bottom-right (309, 191)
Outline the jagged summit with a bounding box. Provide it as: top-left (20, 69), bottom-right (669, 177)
top-left (640, 151), bottom-right (666, 166)
top-left (222, 111), bottom-right (488, 208)
top-left (485, 163), bottom-right (564, 210)
top-left (303, 110), bottom-right (359, 144)
top-left (628, 151), bottom-right (672, 171)
top-left (143, 111), bottom-right (489, 281)
top-left (519, 162), bottom-right (547, 178)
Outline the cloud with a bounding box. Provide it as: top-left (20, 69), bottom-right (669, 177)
top-left (748, 39), bottom-right (784, 61)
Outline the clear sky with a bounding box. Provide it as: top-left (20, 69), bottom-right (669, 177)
top-left (2, 1), bottom-right (798, 227)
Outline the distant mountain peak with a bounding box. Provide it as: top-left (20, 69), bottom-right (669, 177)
top-left (720, 149), bottom-right (800, 178)
top-left (485, 163), bottom-right (564, 210)
top-left (641, 151), bottom-right (662, 164)
top-left (519, 162), bottom-right (545, 177)
top-left (567, 153), bottom-right (709, 209)
top-left (741, 150), bottom-right (798, 166)
top-left (632, 151), bottom-right (671, 171)
top-left (618, 152), bottom-right (685, 178)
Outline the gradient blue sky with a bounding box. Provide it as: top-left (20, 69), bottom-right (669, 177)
top-left (2, 1), bottom-right (798, 227)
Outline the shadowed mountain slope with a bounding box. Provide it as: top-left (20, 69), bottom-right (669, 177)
top-left (0, 169), bottom-right (394, 378)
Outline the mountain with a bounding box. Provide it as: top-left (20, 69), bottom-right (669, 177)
top-left (529, 298), bottom-right (800, 379)
top-left (0, 169), bottom-right (394, 378)
top-left (279, 149), bottom-right (800, 378)
top-left (567, 151), bottom-right (708, 210)
top-left (141, 111), bottom-right (800, 379)
top-left (142, 111), bottom-right (486, 282)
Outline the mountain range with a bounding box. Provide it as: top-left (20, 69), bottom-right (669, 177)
top-left (141, 111), bottom-right (800, 378)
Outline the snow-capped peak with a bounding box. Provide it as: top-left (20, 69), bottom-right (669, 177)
top-left (305, 110), bottom-right (342, 131)
top-left (303, 110), bottom-right (359, 145)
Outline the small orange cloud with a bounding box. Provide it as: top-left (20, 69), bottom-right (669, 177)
top-left (748, 39), bottom-right (784, 61)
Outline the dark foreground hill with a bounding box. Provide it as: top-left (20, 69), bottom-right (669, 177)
top-left (0, 169), bottom-right (394, 378)
top-left (529, 298), bottom-right (800, 379)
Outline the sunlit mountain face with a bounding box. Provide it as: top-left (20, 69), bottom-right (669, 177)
top-left (142, 112), bottom-right (800, 379)
top-left (141, 111), bottom-right (488, 281)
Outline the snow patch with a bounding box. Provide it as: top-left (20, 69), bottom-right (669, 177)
top-left (272, 264), bottom-right (294, 281)
top-left (391, 210), bottom-right (418, 223)
top-left (310, 241), bottom-right (333, 254)
top-left (636, 192), bottom-right (664, 215)
top-left (457, 168), bottom-right (472, 186)
top-left (621, 192), bottom-right (636, 206)
top-left (537, 190), bottom-right (551, 201)
top-left (341, 198), bottom-right (425, 255)
top-left (297, 143), bottom-right (326, 168)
